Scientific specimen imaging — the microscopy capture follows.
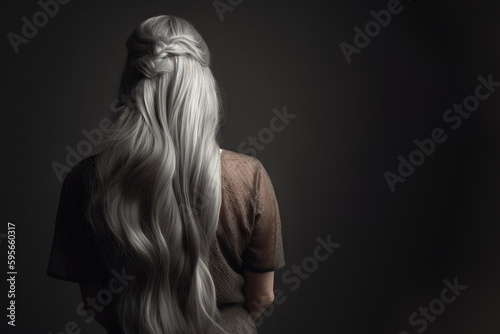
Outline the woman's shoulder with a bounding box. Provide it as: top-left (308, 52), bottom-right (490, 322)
top-left (62, 153), bottom-right (100, 190)
top-left (221, 149), bottom-right (263, 172)
top-left (220, 149), bottom-right (266, 201)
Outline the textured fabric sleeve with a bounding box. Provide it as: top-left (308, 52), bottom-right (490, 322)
top-left (242, 162), bottom-right (285, 273)
top-left (46, 159), bottom-right (102, 283)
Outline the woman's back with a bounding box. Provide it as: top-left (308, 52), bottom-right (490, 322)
top-left (47, 148), bottom-right (285, 333)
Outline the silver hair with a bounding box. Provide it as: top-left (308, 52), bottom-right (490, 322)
top-left (87, 15), bottom-right (227, 334)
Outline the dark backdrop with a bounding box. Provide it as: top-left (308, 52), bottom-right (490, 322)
top-left (1, 0), bottom-right (500, 333)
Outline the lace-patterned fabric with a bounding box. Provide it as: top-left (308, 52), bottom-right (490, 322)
top-left (46, 149), bottom-right (285, 333)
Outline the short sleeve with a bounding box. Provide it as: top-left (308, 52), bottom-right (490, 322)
top-left (46, 159), bottom-right (102, 283)
top-left (242, 162), bottom-right (285, 272)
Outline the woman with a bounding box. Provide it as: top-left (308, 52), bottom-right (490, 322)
top-left (46, 15), bottom-right (285, 333)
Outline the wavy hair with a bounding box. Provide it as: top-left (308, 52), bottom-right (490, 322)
top-left (87, 15), bottom-right (226, 334)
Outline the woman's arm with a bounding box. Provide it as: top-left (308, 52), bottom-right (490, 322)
top-left (243, 269), bottom-right (275, 321)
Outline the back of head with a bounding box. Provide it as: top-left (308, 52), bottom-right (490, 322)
top-left (88, 15), bottom-right (226, 334)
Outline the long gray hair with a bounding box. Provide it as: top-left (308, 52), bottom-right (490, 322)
top-left (87, 15), bottom-right (226, 334)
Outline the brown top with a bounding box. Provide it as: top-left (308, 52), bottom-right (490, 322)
top-left (46, 148), bottom-right (285, 333)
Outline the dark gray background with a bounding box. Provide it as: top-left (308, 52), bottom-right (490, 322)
top-left (1, 0), bottom-right (500, 333)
